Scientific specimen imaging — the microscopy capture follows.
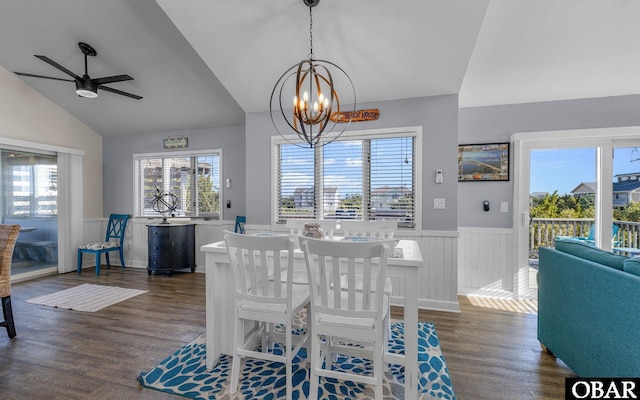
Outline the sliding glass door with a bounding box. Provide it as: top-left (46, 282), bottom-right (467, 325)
top-left (529, 147), bottom-right (596, 274)
top-left (1, 149), bottom-right (58, 276)
top-left (610, 145), bottom-right (640, 254)
top-left (513, 130), bottom-right (640, 299)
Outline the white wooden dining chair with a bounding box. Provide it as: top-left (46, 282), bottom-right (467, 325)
top-left (338, 219), bottom-right (398, 338)
top-left (339, 220), bottom-right (397, 239)
top-left (286, 218), bottom-right (337, 239)
top-left (299, 236), bottom-right (393, 400)
top-left (283, 219), bottom-right (338, 285)
top-left (224, 231), bottom-right (310, 400)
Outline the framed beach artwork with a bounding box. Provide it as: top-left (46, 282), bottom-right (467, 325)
top-left (458, 143), bottom-right (510, 182)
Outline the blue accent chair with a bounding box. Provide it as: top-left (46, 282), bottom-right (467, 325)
top-left (234, 216), bottom-right (246, 234)
top-left (576, 223), bottom-right (620, 246)
top-left (77, 214), bottom-right (129, 275)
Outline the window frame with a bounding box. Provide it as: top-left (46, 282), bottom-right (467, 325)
top-left (133, 148), bottom-right (223, 220)
top-left (271, 126), bottom-right (422, 231)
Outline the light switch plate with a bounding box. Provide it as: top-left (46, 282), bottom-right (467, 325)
top-left (434, 198), bottom-right (446, 209)
top-left (500, 202), bottom-right (509, 213)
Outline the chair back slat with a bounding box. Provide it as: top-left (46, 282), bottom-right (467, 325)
top-left (286, 219), bottom-right (337, 238)
top-left (105, 214), bottom-right (129, 243)
top-left (332, 255), bottom-right (342, 308)
top-left (340, 220), bottom-right (397, 240)
top-left (234, 216), bottom-right (246, 234)
top-left (225, 231), bottom-right (294, 304)
top-left (300, 237), bottom-right (392, 318)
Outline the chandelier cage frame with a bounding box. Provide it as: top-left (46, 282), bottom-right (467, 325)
top-left (269, 0), bottom-right (356, 148)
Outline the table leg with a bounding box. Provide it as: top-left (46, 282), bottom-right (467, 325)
top-left (206, 252), bottom-right (222, 369)
top-left (403, 267), bottom-right (419, 399)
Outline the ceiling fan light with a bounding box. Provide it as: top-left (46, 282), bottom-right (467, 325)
top-left (75, 80), bottom-right (98, 98)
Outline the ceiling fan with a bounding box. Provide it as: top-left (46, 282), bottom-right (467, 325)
top-left (14, 42), bottom-right (142, 100)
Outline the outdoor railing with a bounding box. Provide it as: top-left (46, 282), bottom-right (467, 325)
top-left (530, 218), bottom-right (640, 258)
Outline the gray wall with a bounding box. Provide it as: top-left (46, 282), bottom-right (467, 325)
top-left (102, 125), bottom-right (246, 219)
top-left (245, 95), bottom-right (460, 231)
top-left (102, 93), bottom-right (640, 231)
top-left (458, 94), bottom-right (640, 228)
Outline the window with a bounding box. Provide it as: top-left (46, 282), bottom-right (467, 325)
top-left (134, 150), bottom-right (221, 219)
top-left (2, 150), bottom-right (57, 216)
top-left (274, 128), bottom-right (418, 228)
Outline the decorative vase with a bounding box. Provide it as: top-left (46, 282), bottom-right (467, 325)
top-left (303, 223), bottom-right (325, 239)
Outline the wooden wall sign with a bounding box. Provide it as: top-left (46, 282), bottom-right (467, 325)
top-left (330, 108), bottom-right (379, 123)
top-left (163, 136), bottom-right (189, 149)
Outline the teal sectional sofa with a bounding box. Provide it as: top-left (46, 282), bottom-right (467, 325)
top-left (538, 238), bottom-right (640, 377)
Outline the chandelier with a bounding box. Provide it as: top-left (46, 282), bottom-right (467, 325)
top-left (270, 0), bottom-right (356, 148)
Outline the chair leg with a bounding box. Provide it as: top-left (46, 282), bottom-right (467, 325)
top-left (77, 251), bottom-right (83, 274)
top-left (1, 296), bottom-right (16, 339)
top-left (308, 333), bottom-right (321, 400)
top-left (229, 317), bottom-right (244, 394)
top-left (95, 253), bottom-right (101, 276)
top-left (285, 320), bottom-right (293, 400)
top-left (105, 252), bottom-right (111, 269)
top-left (373, 334), bottom-right (384, 400)
top-left (119, 248), bottom-right (126, 269)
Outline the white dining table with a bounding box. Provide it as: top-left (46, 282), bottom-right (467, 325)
top-left (200, 236), bottom-right (424, 399)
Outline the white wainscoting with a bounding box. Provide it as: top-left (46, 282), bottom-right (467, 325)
top-left (457, 227), bottom-right (514, 297)
top-left (78, 218), bottom-right (233, 273)
top-left (78, 219), bottom-right (461, 312)
top-left (415, 230), bottom-right (460, 312)
top-left (264, 225), bottom-right (461, 313)
top-left (125, 218), bottom-right (233, 273)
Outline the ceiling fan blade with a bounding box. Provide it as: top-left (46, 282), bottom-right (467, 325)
top-left (92, 74), bottom-right (133, 85)
top-left (98, 85), bottom-right (143, 100)
top-left (14, 72), bottom-right (74, 82)
top-left (34, 55), bottom-right (81, 80)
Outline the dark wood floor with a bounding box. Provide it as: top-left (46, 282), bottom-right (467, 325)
top-left (0, 267), bottom-right (574, 399)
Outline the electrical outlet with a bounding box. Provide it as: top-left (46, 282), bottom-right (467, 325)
top-left (434, 198), bottom-right (446, 209)
top-left (500, 202), bottom-right (509, 213)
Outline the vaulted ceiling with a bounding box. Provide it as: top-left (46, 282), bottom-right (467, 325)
top-left (0, 0), bottom-right (638, 137)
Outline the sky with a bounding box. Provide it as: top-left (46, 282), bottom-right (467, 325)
top-left (530, 147), bottom-right (640, 194)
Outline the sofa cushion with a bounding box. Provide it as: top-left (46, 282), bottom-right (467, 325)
top-left (623, 257), bottom-right (640, 277)
top-left (554, 237), bottom-right (626, 270)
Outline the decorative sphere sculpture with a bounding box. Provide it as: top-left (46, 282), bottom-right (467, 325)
top-left (152, 188), bottom-right (179, 223)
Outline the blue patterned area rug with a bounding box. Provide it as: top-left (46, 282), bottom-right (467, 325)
top-left (139, 322), bottom-right (455, 399)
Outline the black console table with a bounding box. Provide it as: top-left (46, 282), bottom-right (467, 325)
top-left (147, 223), bottom-right (196, 276)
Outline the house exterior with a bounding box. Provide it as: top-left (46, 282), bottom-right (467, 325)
top-left (571, 174), bottom-right (640, 207)
top-left (570, 182), bottom-right (596, 198)
top-left (370, 186), bottom-right (412, 209)
top-left (293, 186), bottom-right (339, 212)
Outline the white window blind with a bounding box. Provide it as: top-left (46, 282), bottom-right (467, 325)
top-left (134, 150), bottom-right (221, 219)
top-left (370, 137), bottom-right (414, 227)
top-left (277, 144), bottom-right (315, 219)
top-left (275, 130), bottom-right (416, 228)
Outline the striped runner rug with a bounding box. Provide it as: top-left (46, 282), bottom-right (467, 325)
top-left (26, 283), bottom-right (148, 312)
